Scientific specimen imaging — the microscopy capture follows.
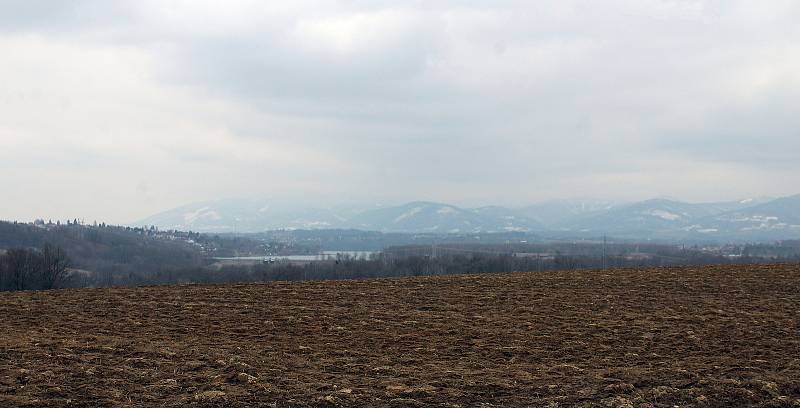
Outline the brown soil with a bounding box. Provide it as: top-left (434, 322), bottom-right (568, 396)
top-left (1, 264), bottom-right (799, 407)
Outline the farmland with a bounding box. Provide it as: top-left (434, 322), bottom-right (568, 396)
top-left (1, 264), bottom-right (799, 407)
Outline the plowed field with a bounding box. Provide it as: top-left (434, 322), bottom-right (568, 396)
top-left (1, 264), bottom-right (799, 407)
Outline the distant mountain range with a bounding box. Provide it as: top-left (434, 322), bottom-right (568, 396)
top-left (346, 202), bottom-right (544, 233)
top-left (137, 195), bottom-right (800, 241)
top-left (136, 200), bottom-right (351, 233)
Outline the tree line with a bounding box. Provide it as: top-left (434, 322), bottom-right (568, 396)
top-left (88, 250), bottom-right (800, 287)
top-left (2, 220), bottom-right (800, 291)
top-left (0, 244), bottom-right (71, 291)
top-left (3, 245), bottom-right (800, 291)
top-left (0, 221), bottom-right (211, 289)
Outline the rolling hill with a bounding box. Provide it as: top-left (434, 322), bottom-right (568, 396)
top-left (691, 194), bottom-right (800, 240)
top-left (518, 199), bottom-right (619, 227)
top-left (137, 195), bottom-right (800, 241)
top-left (553, 199), bottom-right (732, 236)
top-left (136, 199), bottom-right (351, 233)
top-left (346, 202), bottom-right (541, 233)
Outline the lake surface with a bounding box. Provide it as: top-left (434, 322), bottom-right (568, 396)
top-left (215, 251), bottom-right (379, 262)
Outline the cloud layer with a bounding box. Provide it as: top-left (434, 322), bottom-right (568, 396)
top-left (1, 0), bottom-right (799, 223)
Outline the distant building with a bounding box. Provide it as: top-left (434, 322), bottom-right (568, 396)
top-left (625, 252), bottom-right (652, 261)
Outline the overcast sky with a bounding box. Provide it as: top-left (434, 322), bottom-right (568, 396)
top-left (1, 0), bottom-right (799, 223)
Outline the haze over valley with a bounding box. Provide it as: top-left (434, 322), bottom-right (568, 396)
top-left (137, 194), bottom-right (799, 242)
top-left (2, 2), bottom-right (800, 406)
top-left (2, 1), bottom-right (800, 225)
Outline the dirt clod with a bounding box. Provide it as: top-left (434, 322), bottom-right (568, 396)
top-left (194, 390), bottom-right (226, 401)
top-left (236, 372), bottom-right (258, 384)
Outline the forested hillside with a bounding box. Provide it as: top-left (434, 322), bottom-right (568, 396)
top-left (0, 221), bottom-right (215, 288)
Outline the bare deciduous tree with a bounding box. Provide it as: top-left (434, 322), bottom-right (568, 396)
top-left (3, 248), bottom-right (41, 291)
top-left (41, 244), bottom-right (71, 290)
top-left (0, 245), bottom-right (71, 291)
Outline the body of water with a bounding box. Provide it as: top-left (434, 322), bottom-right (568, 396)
top-left (214, 251), bottom-right (379, 263)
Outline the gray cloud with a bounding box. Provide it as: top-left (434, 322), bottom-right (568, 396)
top-left (1, 0), bottom-right (799, 223)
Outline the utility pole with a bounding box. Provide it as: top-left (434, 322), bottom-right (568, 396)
top-left (602, 235), bottom-right (607, 270)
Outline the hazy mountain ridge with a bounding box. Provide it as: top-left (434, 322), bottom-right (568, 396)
top-left (137, 195), bottom-right (800, 241)
top-left (554, 199), bottom-right (738, 233)
top-left (136, 199), bottom-right (351, 233)
top-left (689, 195), bottom-right (800, 240)
top-left (348, 202), bottom-right (543, 233)
top-left (519, 200), bottom-right (620, 227)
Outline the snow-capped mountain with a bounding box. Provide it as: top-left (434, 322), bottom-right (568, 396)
top-left (548, 198), bottom-right (790, 240)
top-left (472, 206), bottom-right (545, 232)
top-left (518, 200), bottom-right (620, 227)
top-left (138, 200), bottom-right (543, 233)
top-left (689, 195), bottom-right (800, 239)
top-left (135, 199), bottom-right (350, 232)
top-left (137, 195), bottom-right (799, 241)
top-left (346, 202), bottom-right (541, 233)
top-left (552, 199), bottom-right (726, 235)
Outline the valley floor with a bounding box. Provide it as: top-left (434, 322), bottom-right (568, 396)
top-left (1, 264), bottom-right (799, 407)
